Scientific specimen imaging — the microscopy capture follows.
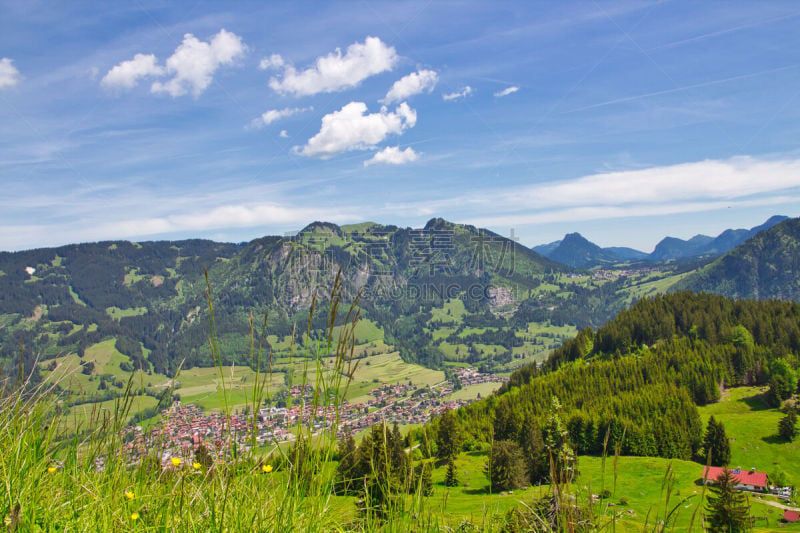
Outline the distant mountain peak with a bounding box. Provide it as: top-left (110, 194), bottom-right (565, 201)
top-left (299, 221), bottom-right (343, 235)
top-left (673, 216), bottom-right (800, 300)
top-left (650, 215), bottom-right (789, 261)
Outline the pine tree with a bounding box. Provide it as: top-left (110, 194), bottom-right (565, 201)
top-left (335, 432), bottom-right (359, 495)
top-left (704, 467), bottom-right (752, 532)
top-left (444, 458), bottom-right (459, 487)
top-left (436, 409), bottom-right (462, 461)
top-left (778, 409), bottom-right (797, 442)
top-left (521, 417), bottom-right (548, 484)
top-left (703, 416), bottom-right (731, 466)
top-left (487, 440), bottom-right (527, 492)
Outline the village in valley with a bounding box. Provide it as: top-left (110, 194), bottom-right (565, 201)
top-left (121, 367), bottom-right (507, 461)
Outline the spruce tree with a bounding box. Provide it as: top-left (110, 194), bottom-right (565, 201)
top-left (335, 432), bottom-right (359, 495)
top-left (521, 417), bottom-right (548, 484)
top-left (704, 468), bottom-right (751, 532)
top-left (444, 458), bottom-right (459, 487)
top-left (436, 409), bottom-right (462, 461)
top-left (778, 409), bottom-right (797, 442)
top-left (487, 440), bottom-right (527, 492)
top-left (703, 416), bottom-right (731, 466)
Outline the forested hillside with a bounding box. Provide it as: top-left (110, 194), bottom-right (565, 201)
top-left (673, 216), bottom-right (800, 300)
top-left (446, 292), bottom-right (800, 462)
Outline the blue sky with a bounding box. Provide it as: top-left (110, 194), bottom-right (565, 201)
top-left (1, 1), bottom-right (800, 252)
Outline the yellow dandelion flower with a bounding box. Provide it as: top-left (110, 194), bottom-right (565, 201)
top-left (261, 464), bottom-right (273, 473)
top-left (47, 466), bottom-right (57, 473)
top-left (131, 512), bottom-right (139, 521)
top-left (192, 462), bottom-right (201, 470)
top-left (170, 457), bottom-right (182, 467)
top-left (125, 490), bottom-right (135, 500)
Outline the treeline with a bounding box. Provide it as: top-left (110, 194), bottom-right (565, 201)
top-left (545, 291), bottom-right (800, 370)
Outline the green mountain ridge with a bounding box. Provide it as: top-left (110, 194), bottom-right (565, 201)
top-left (673, 216), bottom-right (800, 300)
top-left (1, 218), bottom-right (589, 382)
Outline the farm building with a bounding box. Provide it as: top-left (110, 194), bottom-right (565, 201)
top-left (784, 510), bottom-right (799, 523)
top-left (702, 466), bottom-right (769, 493)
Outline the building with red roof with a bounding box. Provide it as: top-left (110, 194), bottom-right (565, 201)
top-left (783, 510), bottom-right (799, 523)
top-left (702, 466), bottom-right (769, 493)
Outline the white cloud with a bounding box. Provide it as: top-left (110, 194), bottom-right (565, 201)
top-left (297, 101), bottom-right (416, 158)
top-left (386, 155), bottom-right (800, 225)
top-left (506, 156), bottom-right (800, 209)
top-left (253, 106), bottom-right (312, 127)
top-left (151, 29), bottom-right (246, 97)
top-left (364, 146), bottom-right (419, 167)
top-left (494, 86), bottom-right (519, 97)
top-left (443, 86), bottom-right (473, 101)
top-left (0, 58), bottom-right (22, 89)
top-left (0, 200), bottom-right (357, 250)
top-left (259, 54), bottom-right (284, 70)
top-left (101, 53), bottom-right (164, 89)
top-left (279, 130), bottom-right (289, 138)
top-left (269, 36), bottom-right (398, 97)
top-left (381, 69), bottom-right (438, 104)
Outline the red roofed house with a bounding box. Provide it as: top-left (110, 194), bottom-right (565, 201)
top-left (702, 466), bottom-right (769, 493)
top-left (784, 510), bottom-right (799, 523)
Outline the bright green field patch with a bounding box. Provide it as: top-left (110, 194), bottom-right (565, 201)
top-left (68, 285), bottom-right (87, 306)
top-left (458, 327), bottom-right (488, 337)
top-left (619, 271), bottom-right (694, 304)
top-left (431, 326), bottom-right (456, 341)
top-left (266, 335), bottom-right (294, 352)
top-left (429, 298), bottom-right (466, 324)
top-left (105, 306), bottom-right (148, 320)
top-left (344, 352), bottom-right (445, 396)
top-left (84, 339), bottom-right (126, 375)
top-left (332, 318), bottom-right (384, 344)
top-left (446, 382), bottom-right (500, 401)
top-left (60, 395), bottom-right (157, 432)
top-left (40, 353), bottom-right (93, 391)
top-left (123, 268), bottom-right (148, 286)
top-left (172, 366), bottom-right (285, 412)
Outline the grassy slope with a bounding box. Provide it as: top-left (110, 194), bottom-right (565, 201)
top-left (700, 386), bottom-right (800, 488)
top-left (429, 386), bottom-right (800, 531)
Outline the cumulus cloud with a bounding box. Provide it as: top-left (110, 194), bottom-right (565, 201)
top-left (259, 54), bottom-right (284, 70)
top-left (297, 101), bottom-right (416, 158)
top-left (443, 86), bottom-right (473, 101)
top-left (252, 106), bottom-right (312, 127)
top-left (494, 86), bottom-right (519, 97)
top-left (381, 69), bottom-right (438, 104)
top-left (151, 29), bottom-right (246, 97)
top-left (364, 146), bottom-right (419, 167)
top-left (0, 58), bottom-right (22, 89)
top-left (269, 36), bottom-right (398, 97)
top-left (279, 130), bottom-right (289, 138)
top-left (101, 53), bottom-right (164, 89)
top-left (102, 30), bottom-right (245, 97)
